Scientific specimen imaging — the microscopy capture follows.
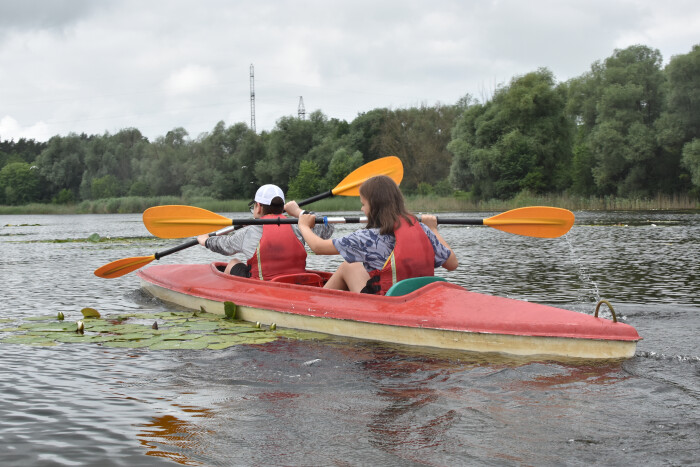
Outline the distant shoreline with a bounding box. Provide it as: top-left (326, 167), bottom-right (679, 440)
top-left (1, 193), bottom-right (697, 215)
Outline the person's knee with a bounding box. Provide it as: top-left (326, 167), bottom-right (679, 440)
top-left (224, 259), bottom-right (243, 275)
top-left (338, 261), bottom-right (362, 272)
top-left (228, 262), bottom-right (251, 277)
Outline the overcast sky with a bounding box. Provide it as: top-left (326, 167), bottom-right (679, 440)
top-left (1, 0), bottom-right (698, 142)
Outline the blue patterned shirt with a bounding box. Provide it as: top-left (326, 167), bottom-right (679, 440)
top-left (332, 223), bottom-right (451, 272)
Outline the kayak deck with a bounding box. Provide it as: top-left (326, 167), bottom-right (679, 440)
top-left (137, 263), bottom-right (640, 359)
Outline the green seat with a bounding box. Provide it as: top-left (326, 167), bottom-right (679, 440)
top-left (385, 276), bottom-right (448, 297)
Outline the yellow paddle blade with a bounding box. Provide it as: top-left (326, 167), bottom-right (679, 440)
top-left (143, 205), bottom-right (231, 238)
top-left (483, 206), bottom-right (575, 238)
top-left (94, 255), bottom-right (156, 279)
top-left (331, 156), bottom-right (404, 196)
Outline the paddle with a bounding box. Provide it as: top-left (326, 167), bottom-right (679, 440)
top-left (95, 207), bottom-right (574, 278)
top-left (142, 206), bottom-right (575, 239)
top-left (143, 156), bottom-right (404, 239)
top-left (95, 156), bottom-right (404, 279)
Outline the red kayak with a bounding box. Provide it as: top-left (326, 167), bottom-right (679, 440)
top-left (137, 262), bottom-right (640, 360)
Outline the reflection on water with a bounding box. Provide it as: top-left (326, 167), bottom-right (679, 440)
top-left (1, 211), bottom-right (699, 465)
top-left (138, 407), bottom-right (213, 466)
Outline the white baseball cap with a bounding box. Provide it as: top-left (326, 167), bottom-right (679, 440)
top-left (254, 184), bottom-right (285, 205)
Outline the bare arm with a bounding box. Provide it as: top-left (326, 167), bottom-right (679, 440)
top-left (286, 200), bottom-right (334, 239)
top-left (421, 215), bottom-right (458, 271)
top-left (197, 234), bottom-right (208, 246)
top-left (298, 213), bottom-right (339, 255)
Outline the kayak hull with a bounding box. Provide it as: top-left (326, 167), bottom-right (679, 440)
top-left (138, 263), bottom-right (640, 360)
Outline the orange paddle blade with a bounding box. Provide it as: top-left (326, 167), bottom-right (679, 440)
top-left (143, 205), bottom-right (231, 238)
top-left (94, 255), bottom-right (156, 279)
top-left (483, 206), bottom-right (575, 238)
top-left (331, 156), bottom-right (404, 196)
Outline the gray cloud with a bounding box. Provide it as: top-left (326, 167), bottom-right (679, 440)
top-left (0, 0), bottom-right (698, 142)
top-left (0, 0), bottom-right (108, 30)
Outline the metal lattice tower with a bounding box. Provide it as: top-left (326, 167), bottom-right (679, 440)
top-left (249, 64), bottom-right (256, 133)
top-left (298, 96), bottom-right (305, 120)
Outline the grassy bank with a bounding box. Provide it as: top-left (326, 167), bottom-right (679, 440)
top-left (0, 193), bottom-right (697, 216)
top-left (406, 192), bottom-right (699, 212)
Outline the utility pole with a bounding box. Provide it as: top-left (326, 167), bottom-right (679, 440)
top-left (298, 96), bottom-right (305, 120)
top-left (250, 64), bottom-right (256, 133)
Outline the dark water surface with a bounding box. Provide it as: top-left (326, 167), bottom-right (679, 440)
top-left (1, 211), bottom-right (698, 466)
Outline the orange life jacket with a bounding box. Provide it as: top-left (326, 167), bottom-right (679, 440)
top-left (367, 217), bottom-right (435, 295)
top-left (247, 214), bottom-right (307, 280)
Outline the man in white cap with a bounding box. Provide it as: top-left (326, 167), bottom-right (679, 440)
top-left (197, 184), bottom-right (333, 279)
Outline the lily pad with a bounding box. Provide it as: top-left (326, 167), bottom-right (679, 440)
top-left (1, 335), bottom-right (58, 345)
top-left (54, 334), bottom-right (99, 344)
top-left (18, 322), bottom-right (77, 332)
top-left (149, 338), bottom-right (211, 350)
top-left (179, 321), bottom-right (221, 331)
top-left (0, 307), bottom-right (330, 351)
top-left (81, 308), bottom-right (101, 318)
top-left (102, 340), bottom-right (156, 349)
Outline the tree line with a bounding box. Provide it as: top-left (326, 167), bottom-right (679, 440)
top-left (1, 43), bottom-right (698, 207)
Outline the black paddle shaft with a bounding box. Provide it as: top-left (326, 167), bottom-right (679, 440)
top-left (154, 216), bottom-right (484, 260)
top-left (433, 217), bottom-right (484, 226)
top-left (154, 238), bottom-right (199, 260)
top-left (297, 190), bottom-right (333, 206)
top-left (219, 216), bottom-right (483, 227)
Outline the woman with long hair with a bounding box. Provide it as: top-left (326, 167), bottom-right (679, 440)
top-left (296, 175), bottom-right (458, 294)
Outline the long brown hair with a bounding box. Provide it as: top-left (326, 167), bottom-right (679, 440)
top-left (360, 175), bottom-right (413, 235)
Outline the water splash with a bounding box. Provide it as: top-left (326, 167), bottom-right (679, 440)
top-left (635, 351), bottom-right (700, 364)
top-left (565, 233), bottom-right (601, 309)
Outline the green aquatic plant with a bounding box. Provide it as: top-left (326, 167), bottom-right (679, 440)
top-left (0, 309), bottom-right (328, 350)
top-left (20, 235), bottom-right (156, 244)
top-left (80, 307), bottom-right (101, 318)
top-left (224, 301), bottom-right (236, 319)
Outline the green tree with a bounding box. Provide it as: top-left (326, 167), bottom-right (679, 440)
top-left (0, 138), bottom-right (47, 169)
top-left (575, 45), bottom-right (669, 196)
top-left (128, 180), bottom-right (152, 197)
top-left (654, 44), bottom-right (700, 193)
top-left (287, 160), bottom-right (322, 199)
top-left (133, 128), bottom-right (191, 197)
top-left (434, 179), bottom-right (453, 196)
top-left (664, 44), bottom-right (700, 141)
top-left (416, 182), bottom-right (434, 195)
top-left (569, 139), bottom-right (596, 196)
top-left (80, 128), bottom-right (149, 200)
top-left (0, 162), bottom-right (40, 205)
top-left (449, 68), bottom-right (572, 199)
top-left (255, 116), bottom-right (317, 191)
top-left (52, 188), bottom-right (75, 204)
top-left (325, 147), bottom-right (363, 190)
top-left (35, 134), bottom-right (89, 200)
top-left (347, 109), bottom-right (388, 162)
top-left (91, 174), bottom-right (121, 199)
top-left (376, 104), bottom-right (459, 192)
top-left (183, 122), bottom-right (232, 199)
top-left (681, 138), bottom-right (700, 188)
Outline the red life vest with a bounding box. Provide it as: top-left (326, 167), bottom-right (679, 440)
top-left (247, 214), bottom-right (307, 281)
top-left (368, 217), bottom-right (435, 295)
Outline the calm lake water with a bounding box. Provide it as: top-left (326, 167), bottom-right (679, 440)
top-left (1, 210), bottom-right (698, 466)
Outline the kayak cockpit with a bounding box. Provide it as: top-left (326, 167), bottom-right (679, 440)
top-left (210, 262), bottom-right (449, 296)
top-left (212, 262), bottom-right (333, 288)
